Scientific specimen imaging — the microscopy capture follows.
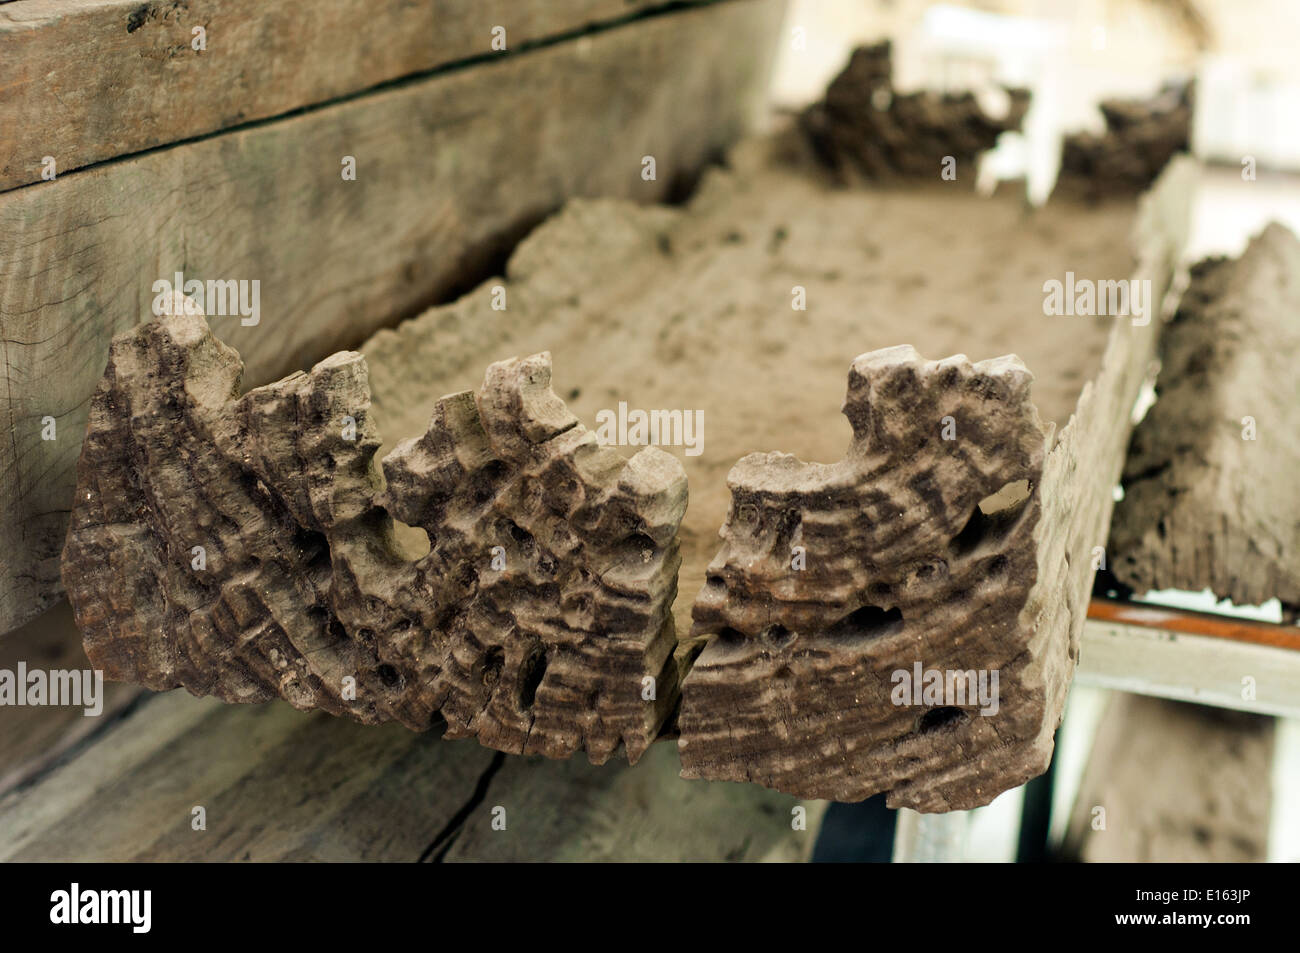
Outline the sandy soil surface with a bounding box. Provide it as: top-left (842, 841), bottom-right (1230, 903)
top-left (364, 142), bottom-right (1136, 642)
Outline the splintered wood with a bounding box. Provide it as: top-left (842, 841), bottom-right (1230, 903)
top-left (64, 300), bottom-right (684, 763)
top-left (60, 144), bottom-right (1191, 811)
top-left (1110, 223), bottom-right (1300, 613)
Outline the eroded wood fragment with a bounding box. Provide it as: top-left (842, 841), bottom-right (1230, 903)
top-left (1056, 81), bottom-right (1192, 200)
top-left (1110, 223), bottom-right (1300, 612)
top-left (62, 301), bottom-right (686, 764)
top-left (677, 158), bottom-right (1194, 811)
top-left (798, 41), bottom-right (1029, 182)
top-left (679, 347), bottom-right (1051, 809)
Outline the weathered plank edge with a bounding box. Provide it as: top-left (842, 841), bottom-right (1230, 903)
top-left (1013, 155), bottom-right (1196, 797)
top-left (0, 0), bottom-right (734, 192)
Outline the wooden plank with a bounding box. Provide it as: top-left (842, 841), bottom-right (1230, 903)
top-left (1087, 596), bottom-right (1300, 652)
top-left (0, 0), bottom-right (687, 192)
top-left (0, 599), bottom-right (140, 795)
top-left (0, 0), bottom-right (786, 635)
top-left (1108, 222), bottom-right (1300, 612)
top-left (0, 682), bottom-right (818, 861)
top-left (1063, 692), bottom-right (1273, 862)
top-left (942, 156), bottom-right (1197, 812)
top-left (1077, 612), bottom-right (1300, 719)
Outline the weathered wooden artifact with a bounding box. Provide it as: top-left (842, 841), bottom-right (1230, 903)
top-left (679, 348), bottom-right (1049, 807)
top-left (798, 41), bottom-right (1030, 182)
top-left (1109, 222), bottom-right (1300, 613)
top-left (1057, 81), bottom-right (1193, 200)
top-left (62, 300), bottom-right (685, 764)
top-left (57, 140), bottom-right (1192, 809)
top-left (674, 159), bottom-right (1194, 811)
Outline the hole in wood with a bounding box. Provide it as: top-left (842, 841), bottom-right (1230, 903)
top-left (823, 605), bottom-right (903, 641)
top-left (950, 479), bottom-right (1033, 556)
top-left (390, 519), bottom-right (432, 560)
top-left (714, 627), bottom-right (747, 647)
top-left (917, 706), bottom-right (967, 734)
top-left (518, 648), bottom-right (547, 710)
top-left (760, 623), bottom-right (795, 648)
top-left (481, 647), bottom-right (504, 687)
top-left (620, 532), bottom-right (658, 565)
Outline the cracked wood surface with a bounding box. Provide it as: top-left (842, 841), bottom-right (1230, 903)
top-left (0, 0), bottom-right (785, 635)
top-left (0, 0), bottom-right (688, 192)
top-left (0, 684), bottom-right (816, 861)
top-left (1110, 222), bottom-right (1300, 612)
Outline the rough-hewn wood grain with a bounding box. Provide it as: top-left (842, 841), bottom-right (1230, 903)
top-left (1064, 692), bottom-right (1273, 862)
top-left (0, 0), bottom-right (689, 191)
top-left (0, 0), bottom-right (785, 635)
top-left (1109, 222), bottom-right (1300, 612)
top-left (63, 300), bottom-right (686, 763)
top-left (0, 685), bottom-right (817, 861)
top-left (675, 157), bottom-right (1195, 811)
top-left (999, 156), bottom-right (1194, 806)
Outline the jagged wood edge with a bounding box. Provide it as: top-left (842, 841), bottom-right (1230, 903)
top-left (61, 301), bottom-right (687, 765)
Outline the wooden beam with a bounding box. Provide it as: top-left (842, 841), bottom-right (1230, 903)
top-left (0, 0), bottom-right (693, 192)
top-left (1079, 600), bottom-right (1300, 719)
top-left (0, 0), bottom-right (786, 634)
top-left (0, 679), bottom-right (818, 861)
top-left (1109, 222), bottom-right (1300, 612)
